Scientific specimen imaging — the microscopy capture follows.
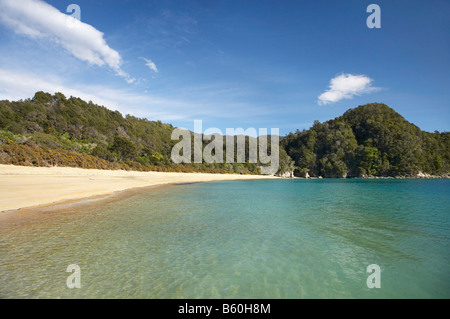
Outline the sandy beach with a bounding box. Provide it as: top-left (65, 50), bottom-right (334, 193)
top-left (0, 164), bottom-right (275, 212)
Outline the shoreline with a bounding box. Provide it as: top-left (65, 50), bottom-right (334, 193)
top-left (2, 164), bottom-right (447, 216)
top-left (297, 175), bottom-right (449, 179)
top-left (0, 164), bottom-right (276, 214)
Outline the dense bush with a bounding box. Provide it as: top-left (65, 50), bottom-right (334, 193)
top-left (3, 94), bottom-right (445, 177)
top-left (0, 92), bottom-right (264, 175)
top-left (282, 103), bottom-right (449, 177)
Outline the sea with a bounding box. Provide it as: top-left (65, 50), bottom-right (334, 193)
top-left (0, 179), bottom-right (449, 298)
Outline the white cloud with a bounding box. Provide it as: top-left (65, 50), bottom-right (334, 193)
top-left (141, 57), bottom-right (158, 73)
top-left (0, 69), bottom-right (193, 121)
top-left (0, 68), bottom-right (275, 125)
top-left (0, 69), bottom-right (121, 111)
top-left (0, 0), bottom-right (134, 83)
top-left (318, 74), bottom-right (378, 105)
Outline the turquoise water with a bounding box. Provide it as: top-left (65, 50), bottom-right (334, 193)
top-left (1, 179), bottom-right (449, 298)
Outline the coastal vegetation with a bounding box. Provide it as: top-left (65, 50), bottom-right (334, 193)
top-left (0, 93), bottom-right (448, 178)
top-left (0, 92), bottom-right (291, 175)
top-left (282, 103), bottom-right (449, 177)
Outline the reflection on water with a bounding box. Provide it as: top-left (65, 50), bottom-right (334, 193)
top-left (1, 179), bottom-right (449, 298)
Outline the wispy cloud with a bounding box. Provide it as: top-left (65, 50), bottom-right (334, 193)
top-left (141, 57), bottom-right (158, 73)
top-left (0, 68), bottom-right (124, 112)
top-left (0, 68), bottom-right (277, 127)
top-left (318, 73), bottom-right (379, 105)
top-left (0, 0), bottom-right (134, 83)
top-left (0, 68), bottom-right (263, 124)
top-left (0, 68), bottom-right (187, 121)
top-left (138, 9), bottom-right (198, 50)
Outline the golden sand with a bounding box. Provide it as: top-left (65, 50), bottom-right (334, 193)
top-left (0, 164), bottom-right (275, 212)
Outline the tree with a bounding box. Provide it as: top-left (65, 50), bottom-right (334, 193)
top-left (109, 136), bottom-right (137, 162)
top-left (276, 148), bottom-right (295, 176)
top-left (357, 146), bottom-right (380, 176)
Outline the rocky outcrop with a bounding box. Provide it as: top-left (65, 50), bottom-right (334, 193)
top-left (416, 171), bottom-right (430, 178)
top-left (323, 171), bottom-right (347, 178)
top-left (414, 171), bottom-right (450, 178)
top-left (277, 171), bottom-right (294, 178)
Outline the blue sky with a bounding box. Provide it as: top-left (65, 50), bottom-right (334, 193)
top-left (0, 0), bottom-right (448, 135)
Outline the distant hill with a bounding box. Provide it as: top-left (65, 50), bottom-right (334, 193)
top-left (282, 103), bottom-right (449, 177)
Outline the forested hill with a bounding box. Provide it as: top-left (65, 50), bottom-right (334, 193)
top-left (0, 91), bottom-right (288, 175)
top-left (282, 103), bottom-right (449, 178)
top-left (0, 92), bottom-right (180, 169)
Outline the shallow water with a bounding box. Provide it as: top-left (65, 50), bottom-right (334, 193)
top-left (1, 179), bottom-right (449, 298)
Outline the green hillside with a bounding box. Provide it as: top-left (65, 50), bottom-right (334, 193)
top-left (0, 92), bottom-right (290, 175)
top-left (1, 94), bottom-right (447, 178)
top-left (282, 103), bottom-right (449, 177)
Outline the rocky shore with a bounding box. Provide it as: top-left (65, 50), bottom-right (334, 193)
top-left (277, 170), bottom-right (449, 179)
top-left (358, 173), bottom-right (449, 179)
